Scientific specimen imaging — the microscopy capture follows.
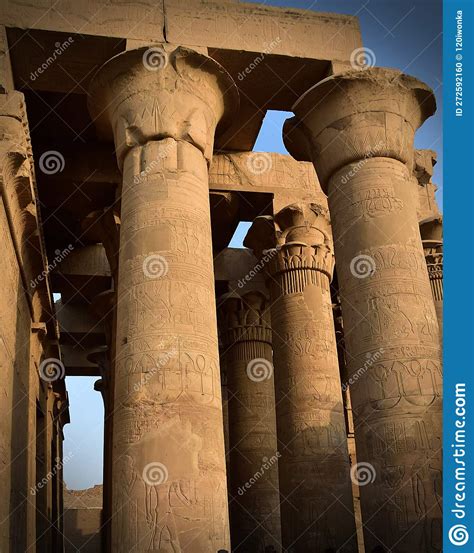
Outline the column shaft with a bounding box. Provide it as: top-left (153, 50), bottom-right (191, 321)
top-left (269, 247), bottom-right (356, 552)
top-left (329, 157), bottom-right (442, 551)
top-left (88, 45), bottom-right (238, 552)
top-left (245, 205), bottom-right (357, 552)
top-left (112, 138), bottom-right (229, 551)
top-left (424, 242), bottom-right (443, 333)
top-left (221, 294), bottom-right (281, 552)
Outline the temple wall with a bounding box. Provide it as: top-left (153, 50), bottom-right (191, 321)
top-left (64, 510), bottom-right (102, 553)
top-left (0, 91), bottom-right (69, 553)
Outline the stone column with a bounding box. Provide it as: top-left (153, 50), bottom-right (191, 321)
top-left (88, 45), bottom-right (238, 552)
top-left (219, 291), bottom-right (281, 553)
top-left (83, 206), bottom-right (121, 553)
top-left (420, 217), bottom-right (443, 336)
top-left (245, 203), bottom-right (357, 553)
top-left (287, 68), bottom-right (442, 552)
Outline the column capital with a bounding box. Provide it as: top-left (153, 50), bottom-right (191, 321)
top-left (218, 290), bottom-right (272, 347)
top-left (88, 45), bottom-right (239, 167)
top-left (284, 67), bottom-right (436, 191)
top-left (415, 148), bottom-right (437, 185)
top-left (420, 216), bottom-right (443, 291)
top-left (244, 202), bottom-right (334, 283)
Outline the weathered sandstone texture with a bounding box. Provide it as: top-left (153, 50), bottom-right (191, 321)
top-left (286, 67), bottom-right (442, 552)
top-left (88, 45), bottom-right (239, 552)
top-left (245, 203), bottom-right (357, 552)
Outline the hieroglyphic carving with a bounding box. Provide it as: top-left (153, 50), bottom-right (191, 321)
top-left (420, 216), bottom-right (443, 336)
top-left (245, 203), bottom-right (356, 552)
top-left (88, 45), bottom-right (239, 551)
top-left (289, 68), bottom-right (442, 551)
top-left (218, 291), bottom-right (281, 552)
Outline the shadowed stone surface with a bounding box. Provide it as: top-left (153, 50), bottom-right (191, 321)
top-left (88, 45), bottom-right (238, 552)
top-left (219, 291), bottom-right (281, 552)
top-left (287, 67), bottom-right (442, 553)
top-left (245, 203), bottom-right (357, 553)
top-left (0, 4), bottom-right (443, 553)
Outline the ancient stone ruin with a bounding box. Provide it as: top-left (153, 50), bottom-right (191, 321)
top-left (0, 1), bottom-right (442, 552)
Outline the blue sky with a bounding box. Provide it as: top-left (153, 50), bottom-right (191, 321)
top-left (64, 0), bottom-right (442, 489)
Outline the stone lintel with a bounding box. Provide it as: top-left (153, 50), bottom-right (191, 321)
top-left (209, 152), bottom-right (327, 212)
top-left (56, 300), bottom-right (107, 343)
top-left (51, 245), bottom-right (111, 302)
top-left (61, 344), bottom-right (101, 377)
top-left (1, 0), bottom-right (361, 61)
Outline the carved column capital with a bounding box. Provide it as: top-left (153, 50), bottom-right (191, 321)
top-left (219, 291), bottom-right (272, 348)
top-left (415, 148), bottom-right (437, 185)
top-left (88, 45), bottom-right (238, 167)
top-left (287, 69), bottom-right (441, 551)
top-left (87, 47), bottom-right (238, 551)
top-left (244, 202), bottom-right (335, 290)
top-left (244, 208), bottom-right (356, 549)
top-left (284, 67), bottom-right (436, 190)
top-left (420, 216), bottom-right (443, 302)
